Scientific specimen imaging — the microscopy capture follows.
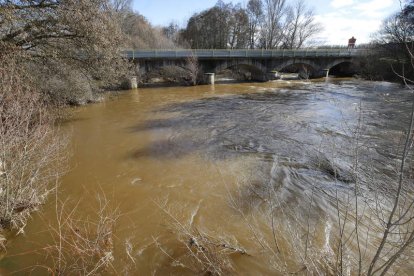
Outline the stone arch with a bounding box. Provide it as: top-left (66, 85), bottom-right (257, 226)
top-left (274, 59), bottom-right (319, 73)
top-left (141, 64), bottom-right (189, 83)
top-left (326, 59), bottom-right (357, 77)
top-left (213, 60), bottom-right (268, 81)
top-left (325, 59), bottom-right (355, 70)
top-left (274, 59), bottom-right (320, 78)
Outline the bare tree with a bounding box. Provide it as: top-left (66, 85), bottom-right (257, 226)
top-left (181, 3), bottom-right (233, 49)
top-left (260, 0), bottom-right (287, 49)
top-left (228, 5), bottom-right (249, 49)
top-left (109, 0), bottom-right (132, 12)
top-left (247, 0), bottom-right (264, 49)
top-left (1, 0), bottom-right (129, 104)
top-left (186, 53), bottom-right (199, 86)
top-left (368, 0), bottom-right (414, 82)
top-left (179, 0), bottom-right (322, 50)
top-left (0, 46), bottom-right (66, 241)
top-left (282, 0), bottom-right (322, 49)
top-left (162, 22), bottom-right (181, 45)
top-left (120, 11), bottom-right (177, 49)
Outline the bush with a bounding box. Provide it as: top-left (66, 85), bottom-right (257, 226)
top-left (0, 46), bottom-right (66, 241)
top-left (28, 61), bottom-right (95, 106)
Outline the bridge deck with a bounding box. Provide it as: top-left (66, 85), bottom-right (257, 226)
top-left (122, 49), bottom-right (367, 59)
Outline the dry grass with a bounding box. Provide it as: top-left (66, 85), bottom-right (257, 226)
top-left (46, 194), bottom-right (120, 275)
top-left (155, 201), bottom-right (247, 275)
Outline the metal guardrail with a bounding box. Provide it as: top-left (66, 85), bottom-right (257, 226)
top-left (122, 49), bottom-right (368, 59)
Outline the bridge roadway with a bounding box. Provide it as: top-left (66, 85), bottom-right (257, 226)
top-left (122, 48), bottom-right (366, 59)
top-left (123, 48), bottom-right (368, 82)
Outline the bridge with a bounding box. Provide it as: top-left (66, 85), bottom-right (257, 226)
top-left (122, 48), bottom-right (368, 84)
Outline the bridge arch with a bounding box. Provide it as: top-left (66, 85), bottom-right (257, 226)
top-left (275, 59), bottom-right (319, 72)
top-left (141, 64), bottom-right (189, 83)
top-left (326, 59), bottom-right (357, 77)
top-left (274, 59), bottom-right (320, 78)
top-left (325, 58), bottom-right (357, 70)
top-left (213, 60), bottom-right (267, 81)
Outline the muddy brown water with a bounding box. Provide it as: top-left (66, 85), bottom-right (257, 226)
top-left (0, 79), bottom-right (413, 275)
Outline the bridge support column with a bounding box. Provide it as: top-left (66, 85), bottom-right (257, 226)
top-left (204, 73), bottom-right (215, 85)
top-left (130, 76), bottom-right (138, 89)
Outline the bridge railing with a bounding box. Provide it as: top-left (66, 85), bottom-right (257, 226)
top-left (122, 48), bottom-right (369, 59)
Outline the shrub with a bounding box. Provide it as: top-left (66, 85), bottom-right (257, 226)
top-left (0, 46), bottom-right (66, 241)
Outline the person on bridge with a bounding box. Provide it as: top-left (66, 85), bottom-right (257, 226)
top-left (348, 36), bottom-right (356, 49)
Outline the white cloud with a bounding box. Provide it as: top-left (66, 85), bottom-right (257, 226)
top-left (315, 12), bottom-right (383, 45)
top-left (316, 0), bottom-right (399, 45)
top-left (355, 0), bottom-right (394, 12)
top-left (355, 0), bottom-right (394, 18)
top-left (330, 0), bottom-right (354, 9)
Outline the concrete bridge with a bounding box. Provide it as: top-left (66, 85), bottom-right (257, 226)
top-left (122, 49), bottom-right (368, 84)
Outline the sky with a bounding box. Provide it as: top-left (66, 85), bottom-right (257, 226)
top-left (132, 0), bottom-right (403, 45)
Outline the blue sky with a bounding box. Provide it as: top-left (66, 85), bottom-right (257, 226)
top-left (132, 0), bottom-right (402, 45)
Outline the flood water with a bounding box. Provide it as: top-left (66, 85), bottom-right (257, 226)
top-left (1, 79), bottom-right (413, 275)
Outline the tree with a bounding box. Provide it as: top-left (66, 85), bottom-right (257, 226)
top-left (0, 0), bottom-right (128, 104)
top-left (181, 2), bottom-right (233, 49)
top-left (0, 44), bottom-right (65, 247)
top-left (247, 0), bottom-right (264, 49)
top-left (260, 0), bottom-right (288, 49)
top-left (1, 0), bottom-right (123, 72)
top-left (379, 12), bottom-right (413, 44)
top-left (369, 0), bottom-right (414, 81)
top-left (282, 0), bottom-right (322, 49)
top-left (180, 1), bottom-right (251, 49)
top-left (120, 11), bottom-right (177, 49)
top-left (228, 5), bottom-right (249, 49)
top-left (179, 0), bottom-right (321, 50)
top-left (163, 22), bottom-right (180, 41)
top-left (186, 53), bottom-right (199, 86)
top-left (109, 0), bottom-right (132, 12)
top-left (402, 0), bottom-right (414, 25)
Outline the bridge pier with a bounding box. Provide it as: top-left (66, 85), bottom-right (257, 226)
top-left (130, 76), bottom-right (138, 89)
top-left (204, 73), bottom-right (215, 85)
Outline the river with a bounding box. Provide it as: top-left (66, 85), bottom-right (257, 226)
top-left (1, 79), bottom-right (413, 275)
